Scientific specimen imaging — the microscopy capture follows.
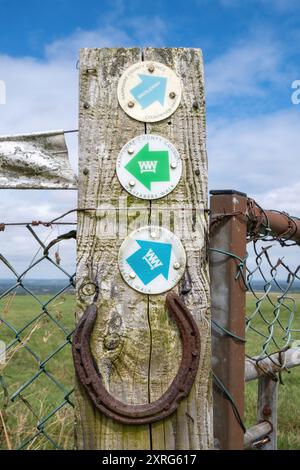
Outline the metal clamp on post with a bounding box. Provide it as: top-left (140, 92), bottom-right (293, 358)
top-left (72, 292), bottom-right (201, 425)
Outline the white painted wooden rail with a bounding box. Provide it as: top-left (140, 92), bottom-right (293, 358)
top-left (244, 347), bottom-right (300, 449)
top-left (245, 348), bottom-right (300, 382)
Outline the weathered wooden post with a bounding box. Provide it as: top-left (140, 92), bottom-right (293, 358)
top-left (75, 47), bottom-right (212, 450)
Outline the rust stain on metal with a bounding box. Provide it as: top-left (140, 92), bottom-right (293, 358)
top-left (72, 292), bottom-right (201, 425)
top-left (210, 196), bottom-right (300, 246)
top-left (262, 405), bottom-right (272, 417)
top-left (247, 198), bottom-right (300, 245)
top-left (210, 190), bottom-right (248, 450)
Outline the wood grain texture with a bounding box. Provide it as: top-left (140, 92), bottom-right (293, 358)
top-left (76, 47), bottom-right (213, 450)
top-left (144, 48), bottom-right (212, 450)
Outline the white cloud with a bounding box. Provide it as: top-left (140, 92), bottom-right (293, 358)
top-left (0, 54), bottom-right (78, 153)
top-left (218, 0), bottom-right (299, 11)
top-left (45, 27), bottom-right (131, 62)
top-left (0, 17), bottom-right (168, 278)
top-left (208, 108), bottom-right (300, 215)
top-left (206, 36), bottom-right (285, 102)
top-left (259, 0), bottom-right (299, 12)
top-left (0, 19), bottom-right (299, 279)
top-left (255, 182), bottom-right (300, 215)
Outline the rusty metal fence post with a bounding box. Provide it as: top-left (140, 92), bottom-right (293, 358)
top-left (257, 376), bottom-right (278, 450)
top-left (209, 190), bottom-right (248, 450)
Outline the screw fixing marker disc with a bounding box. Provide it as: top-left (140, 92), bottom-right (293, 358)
top-left (116, 134), bottom-right (182, 200)
top-left (118, 226), bottom-right (186, 295)
top-left (117, 61), bottom-right (182, 123)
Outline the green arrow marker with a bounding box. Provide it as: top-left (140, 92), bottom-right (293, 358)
top-left (125, 143), bottom-right (170, 190)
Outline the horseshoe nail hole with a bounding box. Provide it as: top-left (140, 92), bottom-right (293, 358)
top-left (168, 121), bottom-right (172, 125)
top-left (80, 281), bottom-right (97, 297)
top-left (104, 334), bottom-right (120, 350)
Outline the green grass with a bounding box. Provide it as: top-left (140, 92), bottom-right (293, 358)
top-left (245, 293), bottom-right (300, 450)
top-left (0, 293), bottom-right (75, 450)
top-left (0, 292), bottom-right (299, 450)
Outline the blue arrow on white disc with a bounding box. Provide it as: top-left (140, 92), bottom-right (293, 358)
top-left (130, 74), bottom-right (167, 109)
top-left (126, 239), bottom-right (172, 285)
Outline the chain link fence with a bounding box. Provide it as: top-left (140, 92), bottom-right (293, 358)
top-left (245, 239), bottom-right (300, 361)
top-left (244, 199), bottom-right (300, 360)
top-left (210, 192), bottom-right (300, 450)
top-left (0, 220), bottom-right (76, 450)
top-left (1, 198), bottom-right (299, 450)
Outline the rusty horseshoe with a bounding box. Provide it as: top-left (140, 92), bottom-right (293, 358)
top-left (72, 292), bottom-right (201, 425)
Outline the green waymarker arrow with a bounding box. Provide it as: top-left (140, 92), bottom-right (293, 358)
top-left (125, 143), bottom-right (170, 190)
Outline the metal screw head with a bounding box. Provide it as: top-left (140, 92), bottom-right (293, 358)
top-left (173, 262), bottom-right (181, 270)
top-left (148, 64), bottom-right (155, 73)
top-left (129, 180), bottom-right (135, 187)
top-left (150, 232), bottom-right (157, 239)
top-left (127, 147), bottom-right (134, 155)
top-left (170, 162), bottom-right (177, 169)
top-left (83, 168), bottom-right (89, 176)
top-left (83, 102), bottom-right (90, 109)
top-left (169, 92), bottom-right (176, 99)
top-left (129, 272), bottom-right (136, 279)
top-left (128, 101), bottom-right (135, 108)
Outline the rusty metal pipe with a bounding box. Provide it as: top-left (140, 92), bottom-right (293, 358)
top-left (244, 421), bottom-right (273, 449)
top-left (247, 200), bottom-right (300, 244)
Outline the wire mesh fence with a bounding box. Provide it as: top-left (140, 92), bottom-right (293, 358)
top-left (211, 197), bottom-right (300, 361)
top-left (0, 221), bottom-right (76, 450)
top-left (210, 193), bottom-right (300, 450)
top-left (0, 198), bottom-right (299, 450)
top-left (245, 200), bottom-right (300, 361)
top-left (245, 239), bottom-right (300, 361)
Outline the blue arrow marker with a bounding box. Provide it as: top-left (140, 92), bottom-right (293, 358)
top-left (126, 239), bottom-right (172, 285)
top-left (130, 74), bottom-right (167, 109)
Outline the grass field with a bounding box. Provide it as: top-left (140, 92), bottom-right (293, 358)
top-left (245, 293), bottom-right (300, 450)
top-left (0, 292), bottom-right (299, 450)
top-left (0, 294), bottom-right (75, 450)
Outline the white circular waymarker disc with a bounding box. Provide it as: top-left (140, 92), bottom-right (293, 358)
top-left (117, 61), bottom-right (182, 123)
top-left (116, 134), bottom-right (182, 200)
top-left (118, 226), bottom-right (186, 295)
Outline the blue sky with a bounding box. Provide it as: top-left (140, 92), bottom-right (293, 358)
top-left (0, 0), bottom-right (299, 275)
